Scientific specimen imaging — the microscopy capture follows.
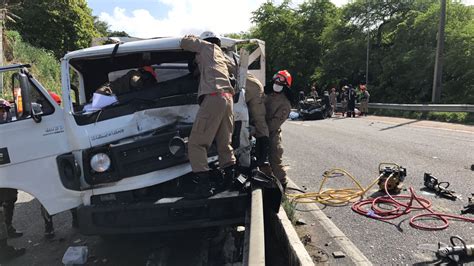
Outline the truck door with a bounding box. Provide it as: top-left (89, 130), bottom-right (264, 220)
top-left (0, 67), bottom-right (81, 215)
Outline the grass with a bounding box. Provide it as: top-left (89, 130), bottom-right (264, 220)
top-left (370, 109), bottom-right (474, 125)
top-left (282, 197), bottom-right (297, 224)
top-left (2, 31), bottom-right (61, 99)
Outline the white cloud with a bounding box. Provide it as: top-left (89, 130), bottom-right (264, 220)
top-left (99, 0), bottom-right (271, 38)
top-left (99, 0), bottom-right (474, 38)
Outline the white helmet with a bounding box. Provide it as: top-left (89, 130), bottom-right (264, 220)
top-left (199, 31), bottom-right (220, 40)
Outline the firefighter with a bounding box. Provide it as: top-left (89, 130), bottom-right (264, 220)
top-left (180, 31), bottom-right (236, 198)
top-left (0, 99), bottom-right (25, 261)
top-left (0, 100), bottom-right (23, 239)
top-left (246, 74), bottom-right (270, 168)
top-left (223, 52), bottom-right (269, 173)
top-left (0, 189), bottom-right (23, 238)
top-left (359, 83), bottom-right (370, 116)
top-left (263, 70), bottom-right (293, 188)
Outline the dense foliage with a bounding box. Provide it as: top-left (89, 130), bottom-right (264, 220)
top-left (3, 31), bottom-right (61, 95)
top-left (8, 0), bottom-right (99, 58)
top-left (250, 0), bottom-right (474, 104)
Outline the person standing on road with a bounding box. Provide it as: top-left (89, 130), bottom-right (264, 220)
top-left (0, 100), bottom-right (23, 239)
top-left (263, 70), bottom-right (293, 189)
top-left (329, 87), bottom-right (337, 116)
top-left (358, 83), bottom-right (370, 116)
top-left (180, 31), bottom-right (236, 198)
top-left (340, 86), bottom-right (348, 117)
top-left (0, 205), bottom-right (25, 262)
top-left (310, 86), bottom-right (318, 98)
top-left (347, 85), bottom-right (356, 118)
top-left (0, 189), bottom-right (23, 238)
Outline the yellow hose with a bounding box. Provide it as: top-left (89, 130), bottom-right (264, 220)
top-left (286, 168), bottom-right (384, 206)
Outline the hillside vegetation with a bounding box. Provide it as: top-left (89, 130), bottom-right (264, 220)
top-left (3, 31), bottom-right (61, 95)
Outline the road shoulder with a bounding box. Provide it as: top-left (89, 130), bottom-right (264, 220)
top-left (286, 179), bottom-right (372, 266)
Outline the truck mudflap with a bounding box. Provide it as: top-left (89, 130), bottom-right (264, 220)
top-left (77, 190), bottom-right (248, 235)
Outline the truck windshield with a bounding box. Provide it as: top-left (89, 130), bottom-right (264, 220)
top-left (69, 51), bottom-right (198, 126)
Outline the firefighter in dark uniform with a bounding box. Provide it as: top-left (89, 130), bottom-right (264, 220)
top-left (262, 70), bottom-right (293, 188)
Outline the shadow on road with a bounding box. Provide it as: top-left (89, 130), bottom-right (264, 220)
top-left (379, 120), bottom-right (419, 131)
top-left (5, 193), bottom-right (225, 266)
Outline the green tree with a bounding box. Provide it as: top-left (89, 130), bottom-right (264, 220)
top-left (9, 0), bottom-right (99, 58)
top-left (251, 0), bottom-right (336, 91)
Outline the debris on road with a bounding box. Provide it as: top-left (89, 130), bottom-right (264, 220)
top-left (332, 251), bottom-right (346, 258)
top-left (301, 234), bottom-right (312, 245)
top-left (461, 195), bottom-right (474, 215)
top-left (296, 218), bottom-right (307, 225)
top-left (62, 246), bottom-right (88, 265)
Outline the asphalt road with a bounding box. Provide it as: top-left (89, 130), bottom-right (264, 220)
top-left (283, 115), bottom-right (474, 265)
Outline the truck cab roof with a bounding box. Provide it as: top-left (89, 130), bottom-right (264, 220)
top-left (63, 36), bottom-right (251, 60)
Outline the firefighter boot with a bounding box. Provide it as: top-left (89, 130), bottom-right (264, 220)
top-left (0, 239), bottom-right (25, 263)
top-left (3, 202), bottom-right (23, 238)
top-left (185, 172), bottom-right (214, 199)
top-left (222, 164), bottom-right (238, 190)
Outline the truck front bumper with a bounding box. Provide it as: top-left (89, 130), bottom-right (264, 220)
top-left (77, 190), bottom-right (248, 235)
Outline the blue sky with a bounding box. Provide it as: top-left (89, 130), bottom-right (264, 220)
top-left (88, 0), bottom-right (170, 19)
top-left (87, 0), bottom-right (474, 38)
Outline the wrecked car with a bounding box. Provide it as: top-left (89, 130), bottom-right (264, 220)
top-left (298, 93), bottom-right (332, 120)
top-left (0, 36), bottom-right (266, 235)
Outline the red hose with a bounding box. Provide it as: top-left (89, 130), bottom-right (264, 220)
top-left (352, 178), bottom-right (474, 230)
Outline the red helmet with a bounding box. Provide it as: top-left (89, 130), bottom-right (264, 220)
top-left (49, 91), bottom-right (62, 105)
top-left (272, 70), bottom-right (292, 87)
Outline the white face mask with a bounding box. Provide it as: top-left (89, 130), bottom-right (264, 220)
top-left (273, 84), bottom-right (283, 92)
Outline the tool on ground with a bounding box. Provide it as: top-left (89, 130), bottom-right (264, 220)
top-left (437, 236), bottom-right (474, 261)
top-left (423, 173), bottom-right (458, 200)
top-left (418, 236), bottom-right (474, 263)
top-left (377, 163), bottom-right (406, 194)
top-left (352, 173), bottom-right (474, 230)
top-left (461, 194), bottom-right (474, 215)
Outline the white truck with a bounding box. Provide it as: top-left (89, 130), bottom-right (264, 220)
top-left (0, 36), bottom-right (266, 234)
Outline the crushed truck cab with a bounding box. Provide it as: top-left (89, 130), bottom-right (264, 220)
top-left (0, 37), bottom-right (266, 234)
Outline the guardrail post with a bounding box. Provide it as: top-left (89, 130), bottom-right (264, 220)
top-left (246, 187), bottom-right (265, 266)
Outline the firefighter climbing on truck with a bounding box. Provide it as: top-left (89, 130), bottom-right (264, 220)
top-left (180, 31), bottom-right (236, 198)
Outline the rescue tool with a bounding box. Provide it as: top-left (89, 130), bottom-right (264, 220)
top-left (419, 236), bottom-right (474, 263)
top-left (423, 173), bottom-right (458, 200)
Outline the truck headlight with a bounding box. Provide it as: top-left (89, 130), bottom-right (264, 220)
top-left (169, 136), bottom-right (187, 157)
top-left (90, 153), bottom-right (111, 172)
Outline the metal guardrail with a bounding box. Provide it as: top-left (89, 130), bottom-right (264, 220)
top-left (366, 103), bottom-right (474, 113)
top-left (244, 187), bottom-right (265, 266)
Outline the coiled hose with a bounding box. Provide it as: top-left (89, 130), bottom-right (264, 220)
top-left (352, 175), bottom-right (474, 230)
top-left (286, 168), bottom-right (474, 230)
top-left (286, 168), bottom-right (383, 206)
